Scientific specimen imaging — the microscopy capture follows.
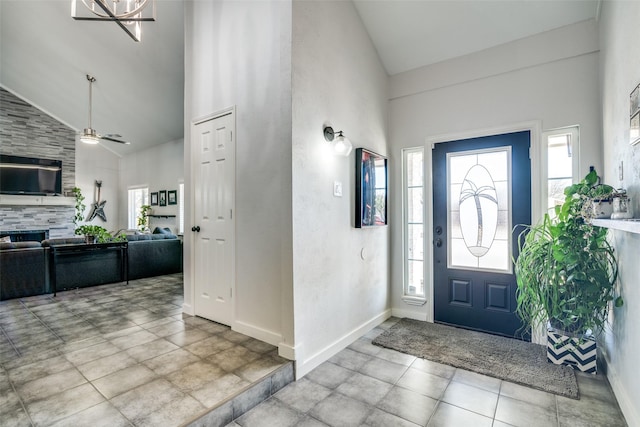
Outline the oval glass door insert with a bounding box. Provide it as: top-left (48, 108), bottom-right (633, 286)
top-left (447, 147), bottom-right (512, 272)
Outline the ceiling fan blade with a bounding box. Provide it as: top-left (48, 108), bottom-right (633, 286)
top-left (100, 135), bottom-right (131, 145)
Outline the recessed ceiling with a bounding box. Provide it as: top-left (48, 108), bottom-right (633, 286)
top-left (353, 0), bottom-right (599, 75)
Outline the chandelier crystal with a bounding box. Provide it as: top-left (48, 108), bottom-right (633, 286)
top-left (71, 0), bottom-right (156, 42)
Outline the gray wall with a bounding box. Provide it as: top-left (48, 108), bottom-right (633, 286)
top-left (290, 0), bottom-right (390, 377)
top-left (0, 87), bottom-right (75, 193)
top-left (0, 87), bottom-right (75, 237)
top-left (599, 1), bottom-right (640, 424)
top-left (184, 0), bottom-right (295, 355)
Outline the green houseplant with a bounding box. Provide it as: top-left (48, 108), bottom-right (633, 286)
top-left (515, 169), bottom-right (623, 337)
top-left (71, 186), bottom-right (86, 227)
top-left (137, 205), bottom-right (152, 232)
top-left (74, 225), bottom-right (124, 244)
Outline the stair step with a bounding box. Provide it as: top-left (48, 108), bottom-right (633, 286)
top-left (184, 361), bottom-right (295, 427)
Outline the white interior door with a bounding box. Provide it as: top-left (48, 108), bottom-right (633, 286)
top-left (192, 111), bottom-right (235, 325)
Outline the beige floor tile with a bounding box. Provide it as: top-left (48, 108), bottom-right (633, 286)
top-left (92, 364), bottom-right (158, 399)
top-left (26, 383), bottom-right (105, 427)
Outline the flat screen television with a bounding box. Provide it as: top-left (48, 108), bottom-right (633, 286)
top-left (0, 154), bottom-right (62, 196)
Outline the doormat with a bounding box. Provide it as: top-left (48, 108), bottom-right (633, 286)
top-left (372, 318), bottom-right (579, 399)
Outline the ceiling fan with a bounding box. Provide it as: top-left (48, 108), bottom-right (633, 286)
top-left (80, 74), bottom-right (131, 145)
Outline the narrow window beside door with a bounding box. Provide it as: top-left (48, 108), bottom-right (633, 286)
top-left (403, 148), bottom-right (425, 300)
top-left (544, 127), bottom-right (579, 216)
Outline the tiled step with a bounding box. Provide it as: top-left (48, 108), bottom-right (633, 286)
top-left (184, 362), bottom-right (295, 427)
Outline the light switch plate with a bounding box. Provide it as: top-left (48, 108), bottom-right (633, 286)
top-left (619, 161), bottom-right (624, 181)
top-left (334, 181), bottom-right (343, 197)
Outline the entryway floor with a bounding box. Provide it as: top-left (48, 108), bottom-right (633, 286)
top-left (0, 274), bottom-right (290, 426)
top-left (0, 275), bottom-right (627, 426)
top-left (228, 318), bottom-right (627, 427)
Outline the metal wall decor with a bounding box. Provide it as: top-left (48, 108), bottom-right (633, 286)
top-left (86, 180), bottom-right (107, 222)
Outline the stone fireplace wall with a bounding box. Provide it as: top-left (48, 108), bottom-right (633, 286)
top-left (0, 206), bottom-right (75, 238)
top-left (0, 87), bottom-right (77, 238)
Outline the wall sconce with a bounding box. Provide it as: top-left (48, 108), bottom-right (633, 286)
top-left (323, 126), bottom-right (353, 156)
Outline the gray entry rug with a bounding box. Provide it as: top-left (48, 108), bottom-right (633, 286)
top-left (373, 318), bottom-right (579, 399)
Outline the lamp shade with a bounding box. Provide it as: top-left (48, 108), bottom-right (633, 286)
top-left (81, 129), bottom-right (100, 144)
top-left (333, 132), bottom-right (353, 156)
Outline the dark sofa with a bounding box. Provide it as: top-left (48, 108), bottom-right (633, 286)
top-left (126, 234), bottom-right (183, 280)
top-left (0, 233), bottom-right (182, 300)
top-left (0, 242), bottom-right (46, 300)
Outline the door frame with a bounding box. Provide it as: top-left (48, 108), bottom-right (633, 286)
top-left (425, 121), bottom-right (543, 341)
top-left (186, 106), bottom-right (237, 325)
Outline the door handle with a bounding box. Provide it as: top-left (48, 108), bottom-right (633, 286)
top-left (191, 226), bottom-right (201, 232)
top-left (435, 238), bottom-right (442, 247)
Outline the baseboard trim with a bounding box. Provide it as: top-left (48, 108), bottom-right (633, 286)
top-left (295, 309), bottom-right (392, 379)
top-left (391, 307), bottom-right (427, 321)
top-left (233, 320), bottom-right (282, 348)
top-left (277, 342), bottom-right (298, 361)
top-left (604, 355), bottom-right (639, 427)
top-left (182, 303), bottom-right (194, 316)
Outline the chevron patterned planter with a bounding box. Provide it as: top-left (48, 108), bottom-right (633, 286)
top-left (547, 326), bottom-right (597, 373)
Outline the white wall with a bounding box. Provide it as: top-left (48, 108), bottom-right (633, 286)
top-left (75, 141), bottom-right (120, 233)
top-left (291, 0), bottom-right (390, 377)
top-left (599, 2), bottom-right (640, 425)
top-left (184, 1), bottom-right (295, 354)
top-left (118, 139), bottom-right (184, 233)
top-left (388, 20), bottom-right (603, 321)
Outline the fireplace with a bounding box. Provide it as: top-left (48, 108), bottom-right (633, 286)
top-left (0, 229), bottom-right (49, 242)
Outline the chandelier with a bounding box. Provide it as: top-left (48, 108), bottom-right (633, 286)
top-left (71, 0), bottom-right (156, 42)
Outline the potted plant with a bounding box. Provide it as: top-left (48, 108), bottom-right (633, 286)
top-left (75, 225), bottom-right (113, 244)
top-left (137, 205), bottom-right (152, 232)
top-left (515, 169), bottom-right (623, 372)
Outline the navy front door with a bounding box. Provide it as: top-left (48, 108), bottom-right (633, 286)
top-left (432, 131), bottom-right (531, 339)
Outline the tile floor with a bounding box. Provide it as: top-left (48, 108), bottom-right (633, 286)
top-left (228, 319), bottom-right (628, 427)
top-left (0, 274), bottom-right (289, 426)
top-left (1, 275), bottom-right (628, 427)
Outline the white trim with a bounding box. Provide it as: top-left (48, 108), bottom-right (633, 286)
top-left (295, 310), bottom-right (391, 379)
top-left (425, 121), bottom-right (542, 324)
top-left (277, 342), bottom-right (298, 361)
top-left (233, 320), bottom-right (282, 348)
top-left (605, 354), bottom-right (640, 427)
top-left (401, 296), bottom-right (427, 306)
top-left (392, 307), bottom-right (428, 321)
top-left (182, 302), bottom-right (194, 316)
top-left (0, 195), bottom-right (75, 206)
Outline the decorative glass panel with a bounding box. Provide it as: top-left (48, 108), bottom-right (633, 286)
top-left (448, 147), bottom-right (512, 272)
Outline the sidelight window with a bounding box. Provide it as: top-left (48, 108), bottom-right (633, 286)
top-left (403, 148), bottom-right (425, 300)
top-left (544, 127), bottom-right (579, 215)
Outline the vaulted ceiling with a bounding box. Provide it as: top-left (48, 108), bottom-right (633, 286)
top-left (0, 1), bottom-right (598, 156)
